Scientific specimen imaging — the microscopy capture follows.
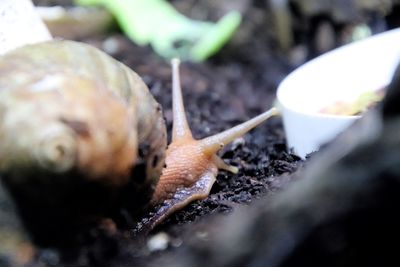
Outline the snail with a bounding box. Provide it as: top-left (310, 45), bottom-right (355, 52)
top-left (0, 40), bottom-right (277, 246)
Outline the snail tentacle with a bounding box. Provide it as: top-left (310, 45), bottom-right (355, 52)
top-left (171, 58), bottom-right (192, 141)
top-left (211, 154), bottom-right (239, 174)
top-left (199, 107), bottom-right (279, 155)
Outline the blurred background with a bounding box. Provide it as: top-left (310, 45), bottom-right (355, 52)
top-left (30, 0), bottom-right (400, 122)
top-left (33, 0), bottom-right (400, 64)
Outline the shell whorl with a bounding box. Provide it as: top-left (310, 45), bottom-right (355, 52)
top-left (34, 125), bottom-right (77, 173)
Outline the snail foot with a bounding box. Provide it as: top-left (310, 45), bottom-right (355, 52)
top-left (134, 170), bottom-right (216, 235)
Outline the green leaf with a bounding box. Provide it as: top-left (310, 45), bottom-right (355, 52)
top-left (74, 0), bottom-right (241, 61)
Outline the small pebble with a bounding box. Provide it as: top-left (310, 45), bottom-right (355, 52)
top-left (102, 37), bottom-right (120, 55)
top-left (195, 230), bottom-right (209, 240)
top-left (289, 45), bottom-right (307, 66)
top-left (170, 237), bottom-right (183, 248)
top-left (37, 249), bottom-right (60, 266)
top-left (147, 232), bottom-right (170, 252)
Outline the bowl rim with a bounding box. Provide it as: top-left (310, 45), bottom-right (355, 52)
top-left (276, 28), bottom-right (400, 120)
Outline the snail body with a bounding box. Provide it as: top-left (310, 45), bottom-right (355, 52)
top-left (0, 40), bottom-right (277, 246)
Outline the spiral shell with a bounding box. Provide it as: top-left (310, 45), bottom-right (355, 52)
top-left (0, 40), bottom-right (167, 244)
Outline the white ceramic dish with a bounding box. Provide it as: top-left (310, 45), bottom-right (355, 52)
top-left (0, 0), bottom-right (51, 55)
top-left (277, 28), bottom-right (400, 158)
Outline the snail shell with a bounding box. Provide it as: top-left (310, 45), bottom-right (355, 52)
top-left (0, 40), bottom-right (166, 244)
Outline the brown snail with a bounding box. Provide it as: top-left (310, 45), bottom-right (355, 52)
top-left (0, 40), bottom-right (277, 247)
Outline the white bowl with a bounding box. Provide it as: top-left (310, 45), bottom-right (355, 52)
top-left (0, 0), bottom-right (51, 55)
top-left (277, 28), bottom-right (400, 158)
